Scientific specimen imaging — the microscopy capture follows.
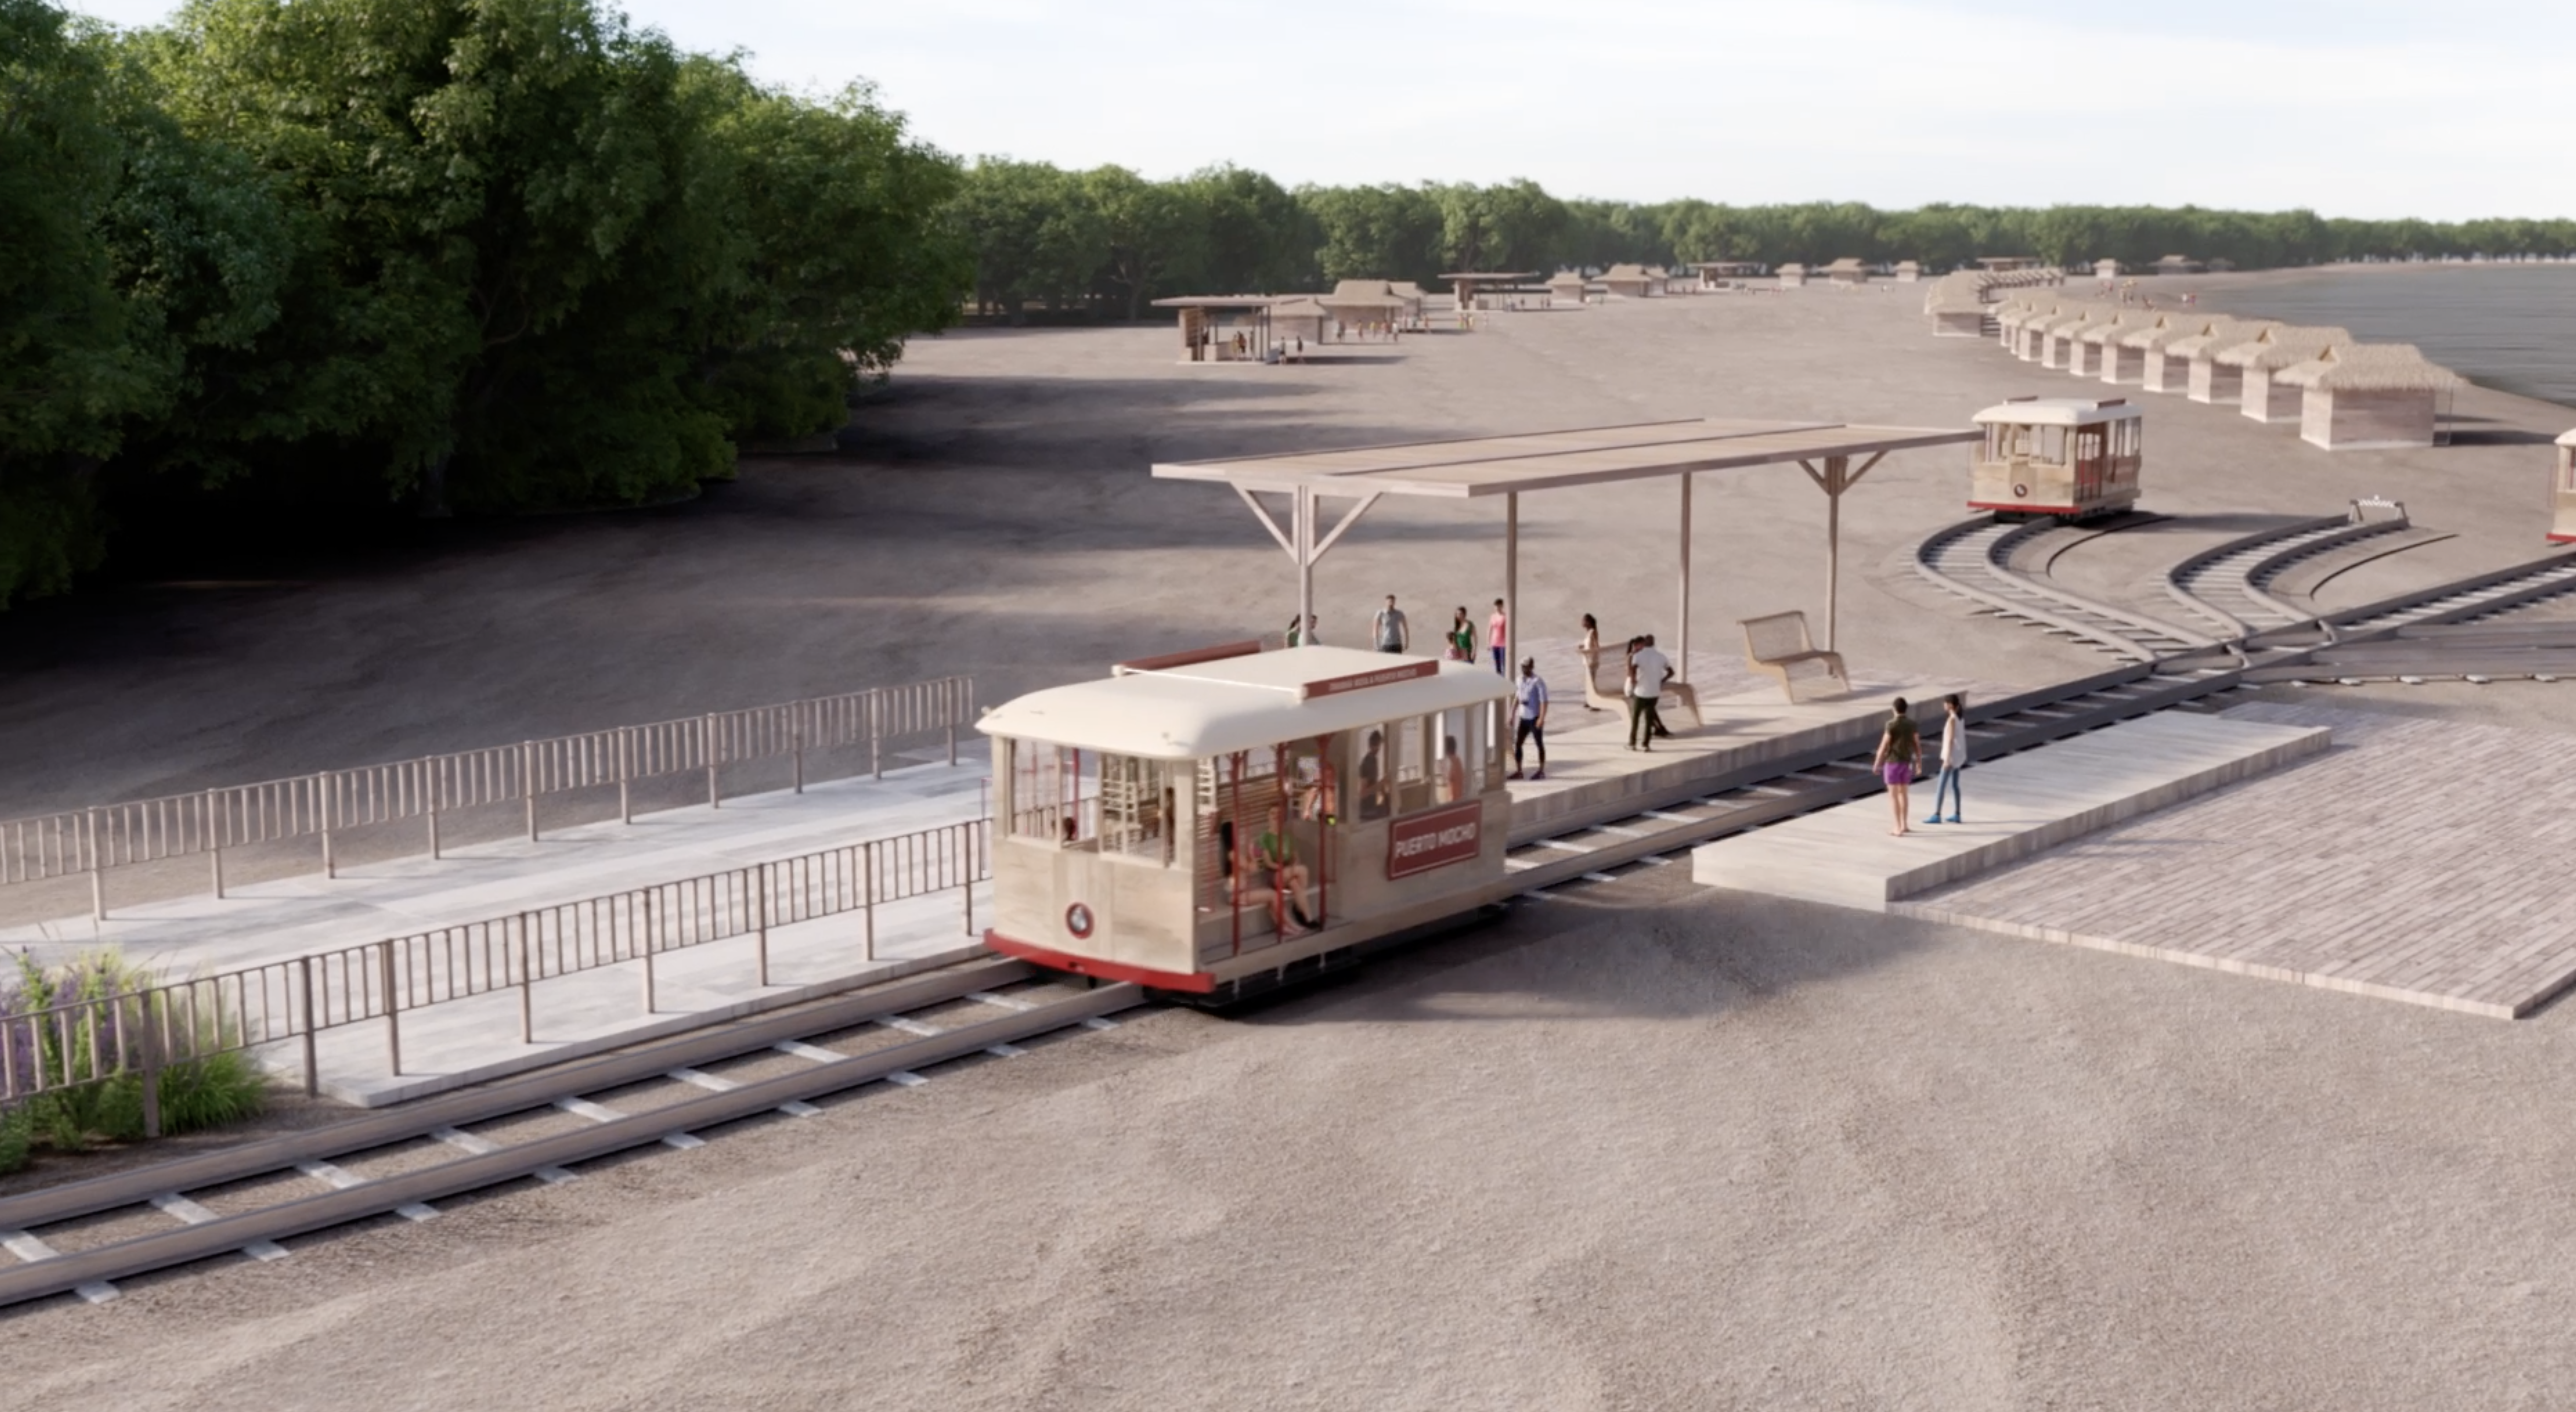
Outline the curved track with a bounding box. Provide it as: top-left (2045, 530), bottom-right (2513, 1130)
top-left (1914, 517), bottom-right (2219, 664)
top-left (2165, 516), bottom-right (2405, 638)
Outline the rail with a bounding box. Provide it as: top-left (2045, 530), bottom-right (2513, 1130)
top-left (1, 816), bottom-right (990, 1123)
top-left (0, 676), bottom-right (975, 918)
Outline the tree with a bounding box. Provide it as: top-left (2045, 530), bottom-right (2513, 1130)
top-left (1298, 183), bottom-right (1442, 284)
top-left (1436, 180), bottom-right (1566, 277)
top-left (949, 159), bottom-right (1106, 322)
top-left (1086, 166), bottom-right (1206, 320)
top-left (1187, 165), bottom-right (1313, 293)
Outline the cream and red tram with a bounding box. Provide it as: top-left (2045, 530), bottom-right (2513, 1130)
top-left (978, 643), bottom-right (1513, 1004)
top-left (1969, 397), bottom-right (2143, 520)
top-left (2552, 429), bottom-right (2576, 544)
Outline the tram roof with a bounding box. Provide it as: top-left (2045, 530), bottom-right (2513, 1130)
top-left (977, 646), bottom-right (1510, 760)
top-left (1150, 418), bottom-right (1978, 499)
top-left (1971, 398), bottom-right (2143, 428)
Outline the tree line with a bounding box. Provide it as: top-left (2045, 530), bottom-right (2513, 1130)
top-left (1, 0), bottom-right (965, 608)
top-left (954, 169), bottom-right (2576, 320)
top-left (9, 0), bottom-right (2575, 609)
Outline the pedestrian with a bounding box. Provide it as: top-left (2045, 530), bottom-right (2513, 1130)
top-left (1874, 697), bottom-right (1922, 837)
top-left (1578, 613), bottom-right (1604, 710)
top-left (1438, 735), bottom-right (1467, 803)
top-left (1373, 595), bottom-right (1410, 654)
top-left (1511, 657), bottom-right (1549, 780)
top-left (1285, 613), bottom-right (1319, 647)
top-left (1625, 635), bottom-right (1671, 751)
top-left (1446, 606), bottom-right (1475, 662)
top-left (1641, 633), bottom-right (1674, 739)
top-left (1924, 693), bottom-right (1967, 825)
top-left (1487, 598), bottom-right (1509, 674)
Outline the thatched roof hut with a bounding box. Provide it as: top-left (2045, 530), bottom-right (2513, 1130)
top-left (1892, 260), bottom-right (1924, 283)
top-left (2093, 259), bottom-right (2124, 279)
top-left (2152, 255), bottom-right (2204, 275)
top-left (2036, 304), bottom-right (2109, 369)
top-left (2215, 325), bottom-right (2354, 422)
top-left (1978, 256), bottom-right (2041, 271)
top-left (1597, 263), bottom-right (1665, 298)
top-left (2064, 309), bottom-right (2142, 376)
top-left (1545, 270), bottom-right (1590, 306)
top-left (2276, 344), bottom-right (2464, 449)
top-left (1319, 280), bottom-right (1411, 338)
top-left (1270, 296), bottom-right (1331, 345)
top-left (2170, 319), bottom-right (2282, 404)
top-left (1821, 257), bottom-right (1871, 285)
top-left (1777, 262), bottom-right (1811, 288)
top-left (1925, 278), bottom-right (1989, 337)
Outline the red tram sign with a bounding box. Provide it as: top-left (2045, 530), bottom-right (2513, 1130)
top-left (1385, 800), bottom-right (1483, 880)
top-left (1300, 659), bottom-right (1439, 700)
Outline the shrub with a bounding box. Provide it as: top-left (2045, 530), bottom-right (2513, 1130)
top-left (0, 947), bottom-right (270, 1161)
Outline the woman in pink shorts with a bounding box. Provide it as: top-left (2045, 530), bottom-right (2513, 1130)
top-left (1872, 697), bottom-right (1922, 837)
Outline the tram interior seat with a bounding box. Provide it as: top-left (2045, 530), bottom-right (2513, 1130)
top-left (1739, 611), bottom-right (1851, 704)
top-left (1574, 644), bottom-right (1704, 729)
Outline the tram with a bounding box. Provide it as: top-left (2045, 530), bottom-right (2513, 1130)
top-left (2554, 430), bottom-right (2576, 544)
top-left (1969, 397), bottom-right (2143, 521)
top-left (977, 642), bottom-right (1514, 1005)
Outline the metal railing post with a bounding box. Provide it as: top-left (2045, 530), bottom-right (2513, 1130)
top-left (206, 790), bottom-right (225, 900)
top-left (870, 696), bottom-right (883, 780)
top-left (517, 912), bottom-right (534, 1044)
top-left (641, 888), bottom-right (657, 1014)
top-left (792, 721), bottom-right (805, 795)
top-left (704, 713), bottom-right (721, 808)
top-left (298, 955), bottom-right (318, 1098)
top-left (862, 843), bottom-right (877, 961)
top-left (86, 807), bottom-right (103, 920)
top-left (618, 726), bottom-right (634, 825)
top-left (379, 940), bottom-right (401, 1077)
top-left (318, 774), bottom-right (335, 880)
top-left (754, 864), bottom-right (770, 987)
top-left (522, 741), bottom-right (539, 841)
top-left (962, 826), bottom-right (975, 936)
top-left (136, 990), bottom-right (163, 1140)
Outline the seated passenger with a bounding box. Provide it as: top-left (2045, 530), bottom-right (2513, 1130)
top-left (1356, 730), bottom-right (1390, 820)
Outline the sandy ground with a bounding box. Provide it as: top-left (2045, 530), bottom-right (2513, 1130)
top-left (5, 280), bottom-right (2576, 1406)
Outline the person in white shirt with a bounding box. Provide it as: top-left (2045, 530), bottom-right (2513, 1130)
top-left (1924, 693), bottom-right (1968, 825)
top-left (1625, 636), bottom-right (1672, 751)
top-left (1511, 658), bottom-right (1549, 780)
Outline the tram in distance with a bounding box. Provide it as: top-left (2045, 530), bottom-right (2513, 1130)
top-left (976, 641), bottom-right (1516, 1006)
top-left (1969, 397), bottom-right (2143, 522)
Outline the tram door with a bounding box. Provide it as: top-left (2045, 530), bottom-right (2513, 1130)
top-left (2073, 428), bottom-right (2104, 507)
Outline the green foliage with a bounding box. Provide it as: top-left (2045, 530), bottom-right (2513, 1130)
top-left (0, 1104), bottom-right (28, 1175)
top-left (0, 0), bottom-right (964, 596)
top-left (949, 158), bottom-right (1109, 321)
top-left (1, 948), bottom-right (270, 1164)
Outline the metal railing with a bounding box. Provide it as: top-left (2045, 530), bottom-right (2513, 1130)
top-left (0, 677), bottom-right (975, 918)
top-left (1, 817), bottom-right (990, 1119)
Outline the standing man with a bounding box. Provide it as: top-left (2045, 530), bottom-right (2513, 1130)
top-left (1374, 595), bottom-right (1410, 654)
top-left (1487, 598), bottom-right (1509, 674)
top-left (1625, 634), bottom-right (1672, 752)
top-left (1511, 657), bottom-right (1549, 781)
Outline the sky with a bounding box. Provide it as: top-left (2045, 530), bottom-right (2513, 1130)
top-left (64, 0), bottom-right (2576, 222)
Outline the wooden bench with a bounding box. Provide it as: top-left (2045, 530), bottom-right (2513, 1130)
top-left (1574, 645), bottom-right (1702, 730)
top-left (1739, 612), bottom-right (1850, 703)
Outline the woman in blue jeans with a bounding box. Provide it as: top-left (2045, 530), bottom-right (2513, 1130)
top-left (1924, 693), bottom-right (1966, 825)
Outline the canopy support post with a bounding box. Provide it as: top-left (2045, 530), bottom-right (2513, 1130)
top-left (1797, 452), bottom-right (1888, 653)
top-left (1295, 486), bottom-right (1314, 648)
top-left (1503, 493), bottom-right (1519, 681)
top-left (1677, 472), bottom-right (1693, 683)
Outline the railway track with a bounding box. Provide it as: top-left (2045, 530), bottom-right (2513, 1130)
top-left (1914, 516), bottom-right (2220, 664)
top-left (0, 961), bottom-right (1137, 1309)
top-left (2164, 514), bottom-right (2405, 638)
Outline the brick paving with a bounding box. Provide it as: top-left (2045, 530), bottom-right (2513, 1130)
top-left (1895, 702), bottom-right (2576, 1018)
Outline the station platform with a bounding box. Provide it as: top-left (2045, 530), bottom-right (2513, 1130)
top-left (1689, 712), bottom-right (2333, 911)
top-left (0, 759), bottom-right (992, 1107)
top-left (1502, 663), bottom-right (1990, 843)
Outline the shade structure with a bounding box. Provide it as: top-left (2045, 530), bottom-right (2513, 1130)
top-left (1152, 417), bottom-right (1981, 685)
top-left (2275, 344), bottom-right (2465, 450)
top-left (1150, 296), bottom-right (1278, 363)
top-left (2214, 325), bottom-right (2353, 422)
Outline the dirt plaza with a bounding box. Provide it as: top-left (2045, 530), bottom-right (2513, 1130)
top-left (5, 283), bottom-right (2576, 1407)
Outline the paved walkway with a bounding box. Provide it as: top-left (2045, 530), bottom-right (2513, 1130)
top-left (1896, 703), bottom-right (2576, 1019)
top-left (1691, 712), bottom-right (2331, 910)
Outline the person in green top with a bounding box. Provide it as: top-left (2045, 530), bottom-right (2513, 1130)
top-left (1447, 606), bottom-right (1475, 662)
top-left (1260, 803), bottom-right (1317, 934)
top-left (1873, 697), bottom-right (1922, 837)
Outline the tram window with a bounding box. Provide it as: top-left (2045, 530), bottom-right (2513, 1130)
top-left (2037, 425), bottom-right (2067, 463)
top-left (1008, 741), bottom-right (1102, 848)
top-left (1098, 754), bottom-right (1171, 861)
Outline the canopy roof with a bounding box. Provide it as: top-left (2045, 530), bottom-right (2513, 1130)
top-left (1151, 296), bottom-right (1281, 310)
top-left (1152, 417), bottom-right (1978, 500)
top-left (2214, 325), bottom-right (2354, 369)
top-left (2559, 428), bottom-right (2576, 448)
top-left (977, 646), bottom-right (1508, 761)
top-left (2276, 344), bottom-right (2465, 391)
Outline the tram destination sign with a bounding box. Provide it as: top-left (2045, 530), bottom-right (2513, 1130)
top-left (1300, 659), bottom-right (1439, 700)
top-left (1386, 800), bottom-right (1483, 880)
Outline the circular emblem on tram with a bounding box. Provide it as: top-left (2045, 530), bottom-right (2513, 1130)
top-left (2012, 482), bottom-right (2030, 498)
top-left (1064, 902), bottom-right (1095, 939)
